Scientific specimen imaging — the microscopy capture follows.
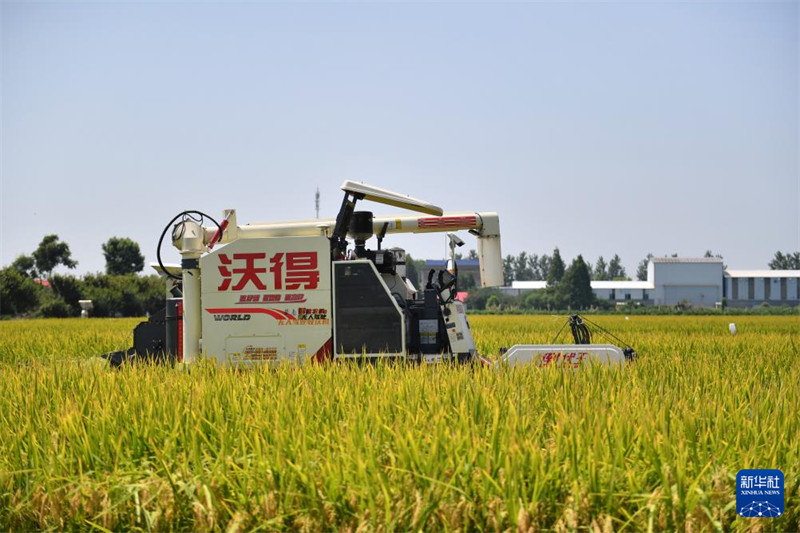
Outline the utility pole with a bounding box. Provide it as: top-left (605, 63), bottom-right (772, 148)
top-left (315, 187), bottom-right (320, 219)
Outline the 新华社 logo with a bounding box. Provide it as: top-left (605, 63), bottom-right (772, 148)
top-left (736, 469), bottom-right (783, 518)
top-left (217, 252), bottom-right (319, 291)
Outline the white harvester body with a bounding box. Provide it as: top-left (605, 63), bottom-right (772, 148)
top-left (168, 180), bottom-right (504, 366)
top-left (106, 180), bottom-right (634, 368)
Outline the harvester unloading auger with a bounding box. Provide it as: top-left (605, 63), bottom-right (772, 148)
top-left (104, 181), bottom-right (636, 368)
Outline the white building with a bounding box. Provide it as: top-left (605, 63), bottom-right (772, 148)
top-left (647, 257), bottom-right (724, 307)
top-left (499, 257), bottom-right (800, 308)
top-left (502, 281), bottom-right (547, 296)
top-left (592, 280), bottom-right (654, 304)
top-left (724, 270), bottom-right (800, 307)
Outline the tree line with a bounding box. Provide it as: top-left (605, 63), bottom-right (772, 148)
top-left (475, 252), bottom-right (597, 310)
top-left (2, 234), bottom-right (798, 316)
top-left (1, 235), bottom-right (161, 317)
top-left (10, 235), bottom-right (144, 279)
top-left (769, 251), bottom-right (800, 270)
top-left (501, 248), bottom-right (630, 284)
top-left (498, 248), bottom-right (747, 284)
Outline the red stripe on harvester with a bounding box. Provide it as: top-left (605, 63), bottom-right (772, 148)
top-left (418, 216), bottom-right (477, 228)
top-left (205, 307), bottom-right (297, 320)
top-left (311, 338), bottom-right (333, 363)
top-left (268, 308), bottom-right (297, 320)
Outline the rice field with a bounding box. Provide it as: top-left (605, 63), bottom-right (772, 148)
top-left (0, 315), bottom-right (797, 532)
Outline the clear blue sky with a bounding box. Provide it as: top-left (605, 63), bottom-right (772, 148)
top-left (2, 1), bottom-right (798, 277)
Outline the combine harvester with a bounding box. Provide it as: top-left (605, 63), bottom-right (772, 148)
top-left (105, 181), bottom-right (635, 368)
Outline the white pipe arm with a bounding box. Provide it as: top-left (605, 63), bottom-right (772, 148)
top-left (203, 210), bottom-right (504, 287)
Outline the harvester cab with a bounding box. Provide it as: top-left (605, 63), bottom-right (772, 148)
top-left (104, 181), bottom-right (635, 369)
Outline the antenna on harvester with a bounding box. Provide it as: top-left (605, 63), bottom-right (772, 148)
top-left (315, 187), bottom-right (320, 219)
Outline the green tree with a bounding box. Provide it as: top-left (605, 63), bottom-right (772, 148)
top-left (527, 253), bottom-right (543, 280)
top-left (607, 254), bottom-right (627, 280)
top-left (636, 253), bottom-right (653, 281)
top-left (49, 274), bottom-right (85, 315)
top-left (768, 251), bottom-right (800, 270)
top-left (547, 248), bottom-right (565, 286)
top-left (463, 287), bottom-right (501, 310)
top-left (32, 235), bottom-right (77, 278)
top-left (10, 254), bottom-right (37, 278)
top-left (103, 237), bottom-right (145, 275)
top-left (557, 255), bottom-right (594, 309)
top-left (467, 249), bottom-right (478, 260)
top-left (37, 290), bottom-right (72, 318)
top-left (457, 272), bottom-right (476, 291)
top-left (514, 252), bottom-right (533, 281)
top-left (81, 274), bottom-right (164, 317)
top-left (503, 255), bottom-right (515, 284)
top-left (0, 267), bottom-right (40, 315)
top-left (537, 254), bottom-right (551, 281)
top-left (523, 290), bottom-right (551, 310)
top-left (593, 256), bottom-right (609, 280)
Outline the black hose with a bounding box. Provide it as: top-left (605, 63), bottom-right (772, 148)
top-left (568, 315), bottom-right (591, 344)
top-left (157, 210), bottom-right (223, 281)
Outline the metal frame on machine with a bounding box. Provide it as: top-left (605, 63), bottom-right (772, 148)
top-left (331, 259), bottom-right (407, 359)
